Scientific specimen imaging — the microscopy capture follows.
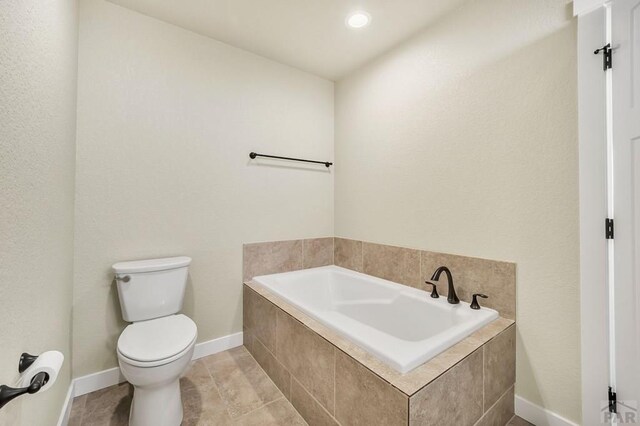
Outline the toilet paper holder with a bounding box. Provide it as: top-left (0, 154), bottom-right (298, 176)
top-left (0, 353), bottom-right (49, 410)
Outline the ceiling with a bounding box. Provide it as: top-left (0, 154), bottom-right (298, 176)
top-left (107, 0), bottom-right (468, 80)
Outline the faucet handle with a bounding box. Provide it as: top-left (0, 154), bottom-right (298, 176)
top-left (424, 281), bottom-right (439, 298)
top-left (470, 293), bottom-right (488, 310)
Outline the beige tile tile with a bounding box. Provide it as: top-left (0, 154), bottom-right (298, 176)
top-left (484, 325), bottom-right (516, 409)
top-left (410, 349), bottom-right (483, 426)
top-left (276, 309), bottom-right (335, 414)
top-left (303, 238), bottom-right (334, 269)
top-left (363, 242), bottom-right (421, 288)
top-left (251, 337), bottom-right (292, 399)
top-left (68, 394), bottom-right (86, 426)
top-left (291, 377), bottom-right (338, 426)
top-left (507, 415), bottom-right (534, 426)
top-left (244, 285), bottom-right (277, 353)
top-left (68, 414), bottom-right (83, 426)
top-left (243, 287), bottom-right (251, 329)
top-left (81, 399), bottom-right (131, 426)
top-left (421, 251), bottom-right (516, 319)
top-left (181, 383), bottom-right (233, 426)
top-left (82, 382), bottom-right (133, 424)
top-left (335, 350), bottom-right (408, 426)
top-left (334, 238), bottom-right (362, 272)
top-left (180, 360), bottom-right (215, 392)
top-left (207, 348), bottom-right (282, 418)
top-left (243, 240), bottom-right (303, 281)
top-left (243, 326), bottom-right (254, 355)
top-left (202, 345), bottom-right (251, 367)
top-left (234, 398), bottom-right (306, 426)
top-left (476, 386), bottom-right (514, 426)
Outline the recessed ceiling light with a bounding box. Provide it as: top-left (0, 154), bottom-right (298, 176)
top-left (346, 12), bottom-right (370, 29)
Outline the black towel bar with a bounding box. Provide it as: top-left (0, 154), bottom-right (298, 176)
top-left (249, 152), bottom-right (333, 168)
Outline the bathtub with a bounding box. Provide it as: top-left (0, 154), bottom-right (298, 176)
top-left (252, 265), bottom-right (499, 374)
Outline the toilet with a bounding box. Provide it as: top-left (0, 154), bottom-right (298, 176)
top-left (113, 256), bottom-right (197, 426)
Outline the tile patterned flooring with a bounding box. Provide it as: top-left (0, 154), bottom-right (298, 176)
top-left (68, 346), bottom-right (534, 425)
top-left (508, 417), bottom-right (535, 426)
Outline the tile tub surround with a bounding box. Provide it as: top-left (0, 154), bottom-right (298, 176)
top-left (244, 238), bottom-right (515, 319)
top-left (243, 238), bottom-right (334, 282)
top-left (333, 238), bottom-right (516, 320)
top-left (244, 283), bottom-right (516, 425)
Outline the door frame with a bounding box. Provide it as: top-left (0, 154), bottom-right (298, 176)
top-left (577, 2), bottom-right (612, 425)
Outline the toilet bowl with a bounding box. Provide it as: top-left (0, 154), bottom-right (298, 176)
top-left (113, 256), bottom-right (196, 426)
top-left (117, 314), bottom-right (197, 426)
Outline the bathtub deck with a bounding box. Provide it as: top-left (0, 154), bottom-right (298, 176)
top-left (244, 281), bottom-right (517, 425)
top-left (245, 280), bottom-right (514, 396)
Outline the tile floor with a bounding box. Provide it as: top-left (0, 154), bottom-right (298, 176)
top-left (68, 346), bottom-right (534, 426)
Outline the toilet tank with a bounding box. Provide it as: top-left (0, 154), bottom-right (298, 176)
top-left (113, 256), bottom-right (191, 322)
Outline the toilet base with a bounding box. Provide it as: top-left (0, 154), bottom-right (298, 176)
top-left (117, 319), bottom-right (196, 426)
top-left (129, 380), bottom-right (183, 426)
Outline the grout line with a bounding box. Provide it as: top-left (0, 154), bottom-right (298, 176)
top-left (408, 348), bottom-right (481, 397)
top-left (255, 301), bottom-right (339, 423)
top-left (419, 249), bottom-right (422, 287)
top-left (275, 307), bottom-right (279, 359)
top-left (203, 348), bottom-right (251, 367)
top-left (293, 375), bottom-right (339, 425)
top-left (333, 346), bottom-right (336, 418)
top-left (211, 379), bottom-right (233, 421)
top-left (302, 239), bottom-right (306, 269)
top-left (473, 385), bottom-right (515, 425)
top-left (234, 396), bottom-right (286, 421)
top-left (248, 333), bottom-right (292, 400)
top-left (332, 237), bottom-right (335, 265)
top-left (482, 346), bottom-right (485, 413)
top-left (201, 354), bottom-right (236, 420)
top-left (225, 345), bottom-right (287, 418)
top-left (202, 347), bottom-right (283, 421)
top-left (407, 392), bottom-right (410, 424)
top-left (251, 333), bottom-right (337, 424)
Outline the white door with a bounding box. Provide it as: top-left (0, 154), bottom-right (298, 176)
top-left (613, 0), bottom-right (640, 417)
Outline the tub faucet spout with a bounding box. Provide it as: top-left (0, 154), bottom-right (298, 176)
top-left (428, 266), bottom-right (460, 304)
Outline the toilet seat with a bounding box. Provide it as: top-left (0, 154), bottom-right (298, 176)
top-left (118, 314), bottom-right (197, 368)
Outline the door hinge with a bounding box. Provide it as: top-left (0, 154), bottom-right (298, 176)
top-left (609, 386), bottom-right (617, 413)
top-left (594, 44), bottom-right (612, 70)
top-left (606, 218), bottom-right (614, 239)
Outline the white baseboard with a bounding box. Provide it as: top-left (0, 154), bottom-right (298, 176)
top-left (72, 331), bottom-right (244, 398)
top-left (56, 381), bottom-right (75, 426)
top-left (192, 331), bottom-right (243, 360)
top-left (73, 366), bottom-right (125, 397)
top-left (515, 395), bottom-right (579, 426)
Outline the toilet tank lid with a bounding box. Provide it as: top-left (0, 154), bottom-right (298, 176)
top-left (112, 256), bottom-right (191, 274)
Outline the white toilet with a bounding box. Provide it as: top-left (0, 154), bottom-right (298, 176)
top-left (113, 256), bottom-right (197, 426)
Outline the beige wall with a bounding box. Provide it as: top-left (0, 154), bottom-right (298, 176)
top-left (73, 0), bottom-right (334, 377)
top-left (0, 0), bottom-right (78, 424)
top-left (335, 0), bottom-right (580, 422)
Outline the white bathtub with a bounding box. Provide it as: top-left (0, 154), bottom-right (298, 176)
top-left (252, 265), bottom-right (499, 374)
